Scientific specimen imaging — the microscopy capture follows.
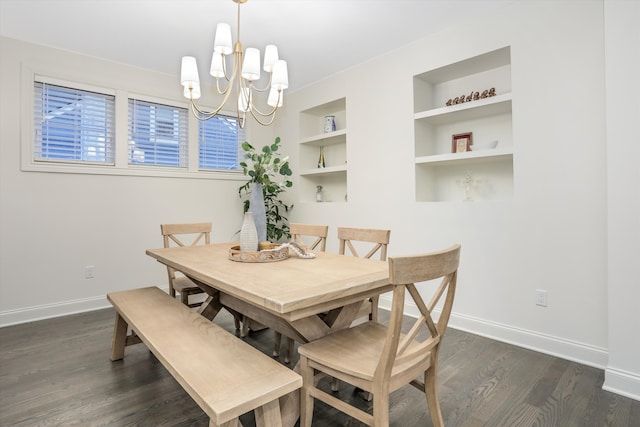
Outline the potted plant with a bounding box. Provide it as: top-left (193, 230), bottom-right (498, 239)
top-left (238, 136), bottom-right (293, 243)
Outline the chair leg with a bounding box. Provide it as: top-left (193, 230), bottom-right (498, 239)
top-left (273, 332), bottom-right (282, 357)
top-left (241, 315), bottom-right (250, 338)
top-left (180, 291), bottom-right (189, 306)
top-left (233, 314), bottom-right (241, 330)
top-left (330, 377), bottom-right (340, 392)
top-left (372, 384), bottom-right (390, 427)
top-left (300, 356), bottom-right (314, 427)
top-left (285, 337), bottom-right (295, 364)
top-left (369, 296), bottom-right (379, 322)
top-left (425, 364), bottom-right (444, 427)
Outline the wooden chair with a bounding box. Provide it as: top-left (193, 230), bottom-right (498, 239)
top-left (273, 223), bottom-right (329, 363)
top-left (161, 222), bottom-right (211, 308)
top-left (161, 222), bottom-right (242, 330)
top-left (298, 244), bottom-right (461, 427)
top-left (338, 227), bottom-right (391, 323)
top-left (291, 223), bottom-right (328, 251)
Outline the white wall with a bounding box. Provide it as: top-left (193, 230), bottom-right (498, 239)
top-left (278, 0), bottom-right (638, 399)
top-left (603, 0), bottom-right (640, 400)
top-left (0, 0), bottom-right (637, 400)
top-left (0, 38), bottom-right (254, 324)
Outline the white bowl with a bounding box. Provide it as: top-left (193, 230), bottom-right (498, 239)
top-left (471, 140), bottom-right (498, 151)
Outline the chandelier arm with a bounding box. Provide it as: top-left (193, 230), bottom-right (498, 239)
top-left (237, 111), bottom-right (247, 129)
top-left (248, 71), bottom-right (273, 93)
top-left (188, 81), bottom-right (236, 121)
top-left (248, 107), bottom-right (278, 126)
top-left (249, 94), bottom-right (282, 119)
top-left (218, 54), bottom-right (234, 87)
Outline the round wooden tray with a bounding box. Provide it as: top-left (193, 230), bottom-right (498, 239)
top-left (228, 243), bottom-right (290, 263)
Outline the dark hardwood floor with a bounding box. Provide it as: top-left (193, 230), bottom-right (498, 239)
top-left (1, 307), bottom-right (638, 426)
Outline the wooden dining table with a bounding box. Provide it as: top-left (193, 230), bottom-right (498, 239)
top-left (146, 242), bottom-right (391, 426)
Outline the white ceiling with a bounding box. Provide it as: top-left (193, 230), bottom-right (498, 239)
top-left (0, 0), bottom-right (514, 92)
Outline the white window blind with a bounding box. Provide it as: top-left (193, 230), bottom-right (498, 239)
top-left (34, 81), bottom-right (115, 164)
top-left (199, 114), bottom-right (243, 170)
top-left (128, 99), bottom-right (188, 167)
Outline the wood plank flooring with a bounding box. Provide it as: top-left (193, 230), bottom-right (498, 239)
top-left (1, 307), bottom-right (638, 426)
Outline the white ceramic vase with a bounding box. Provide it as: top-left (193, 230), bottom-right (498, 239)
top-left (240, 212), bottom-right (259, 252)
top-left (249, 182), bottom-right (267, 243)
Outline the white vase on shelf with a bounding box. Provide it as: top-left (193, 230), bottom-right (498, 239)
top-left (323, 115), bottom-right (336, 133)
top-left (240, 212), bottom-right (259, 252)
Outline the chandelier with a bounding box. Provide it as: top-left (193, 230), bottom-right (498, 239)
top-left (179, 0), bottom-right (288, 128)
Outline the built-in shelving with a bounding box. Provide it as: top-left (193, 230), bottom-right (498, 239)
top-left (298, 98), bottom-right (347, 203)
top-left (413, 46), bottom-right (514, 202)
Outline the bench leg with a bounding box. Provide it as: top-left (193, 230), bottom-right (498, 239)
top-left (110, 312), bottom-right (128, 361)
top-left (254, 399), bottom-right (283, 427)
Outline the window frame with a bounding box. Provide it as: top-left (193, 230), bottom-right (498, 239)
top-left (33, 80), bottom-right (116, 166)
top-left (198, 113), bottom-right (244, 172)
top-left (21, 64), bottom-right (246, 182)
top-left (127, 96), bottom-right (189, 169)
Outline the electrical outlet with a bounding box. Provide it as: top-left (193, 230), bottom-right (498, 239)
top-left (535, 289), bottom-right (547, 307)
top-left (85, 265), bottom-right (95, 279)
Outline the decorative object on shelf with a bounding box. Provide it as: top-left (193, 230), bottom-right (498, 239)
top-left (471, 140), bottom-right (499, 151)
top-left (239, 212), bottom-right (259, 252)
top-left (239, 136), bottom-right (293, 242)
top-left (316, 185), bottom-right (324, 203)
top-left (317, 146), bottom-right (326, 168)
top-left (452, 132), bottom-right (473, 153)
top-left (179, 0), bottom-right (289, 128)
top-left (324, 115), bottom-right (336, 133)
top-left (446, 87), bottom-right (496, 106)
top-left (457, 171), bottom-right (481, 201)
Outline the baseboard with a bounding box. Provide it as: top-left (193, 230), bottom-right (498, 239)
top-left (603, 368), bottom-right (640, 401)
top-left (378, 295), bottom-right (609, 369)
top-left (0, 285), bottom-right (170, 327)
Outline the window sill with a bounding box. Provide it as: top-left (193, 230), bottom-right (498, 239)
top-left (21, 161), bottom-right (246, 181)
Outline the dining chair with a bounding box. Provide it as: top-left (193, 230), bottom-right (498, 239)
top-left (161, 222), bottom-right (242, 329)
top-left (161, 222), bottom-right (211, 308)
top-left (290, 223), bottom-right (328, 251)
top-left (338, 227), bottom-right (391, 323)
top-left (273, 223), bottom-right (329, 363)
top-left (298, 244), bottom-right (461, 427)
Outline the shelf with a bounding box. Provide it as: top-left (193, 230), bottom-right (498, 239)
top-left (414, 93), bottom-right (512, 125)
top-left (300, 129), bottom-right (347, 146)
top-left (298, 97), bottom-right (348, 203)
top-left (299, 165), bottom-right (347, 177)
top-left (415, 147), bottom-right (513, 166)
top-left (413, 46), bottom-right (513, 202)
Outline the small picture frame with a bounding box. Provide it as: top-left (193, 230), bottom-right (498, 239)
top-left (452, 132), bottom-right (473, 153)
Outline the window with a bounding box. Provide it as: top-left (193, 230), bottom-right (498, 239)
top-left (199, 114), bottom-right (243, 171)
top-left (33, 81), bottom-right (115, 164)
top-left (128, 98), bottom-right (188, 167)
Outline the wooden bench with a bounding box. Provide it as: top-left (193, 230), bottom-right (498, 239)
top-left (107, 286), bottom-right (302, 427)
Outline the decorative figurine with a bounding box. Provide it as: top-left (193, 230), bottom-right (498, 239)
top-left (316, 185), bottom-right (324, 203)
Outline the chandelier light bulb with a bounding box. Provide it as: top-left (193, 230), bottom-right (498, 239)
top-left (263, 45), bottom-right (279, 72)
top-left (180, 56), bottom-right (200, 87)
top-left (213, 23), bottom-right (233, 55)
top-left (241, 48), bottom-right (261, 81)
top-left (271, 60), bottom-right (289, 90)
top-left (184, 83), bottom-right (201, 99)
top-left (209, 52), bottom-right (225, 78)
top-left (267, 87), bottom-right (283, 107)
